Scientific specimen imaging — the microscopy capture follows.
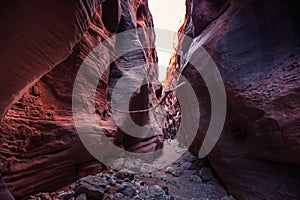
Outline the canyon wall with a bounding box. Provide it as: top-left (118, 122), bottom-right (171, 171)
top-left (0, 0), bottom-right (102, 120)
top-left (166, 0), bottom-right (300, 199)
top-left (0, 0), bottom-right (160, 198)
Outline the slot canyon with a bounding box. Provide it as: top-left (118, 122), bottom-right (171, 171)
top-left (0, 0), bottom-right (299, 199)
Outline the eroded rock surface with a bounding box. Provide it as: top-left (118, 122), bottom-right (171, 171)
top-left (0, 0), bottom-right (102, 119)
top-left (165, 0), bottom-right (300, 199)
top-left (0, 0), bottom-right (161, 198)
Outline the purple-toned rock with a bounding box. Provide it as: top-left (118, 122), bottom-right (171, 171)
top-left (165, 0), bottom-right (300, 199)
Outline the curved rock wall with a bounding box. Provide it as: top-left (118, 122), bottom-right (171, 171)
top-left (0, 0), bottom-right (102, 119)
top-left (0, 0), bottom-right (160, 198)
top-left (108, 0), bottom-right (163, 153)
top-left (166, 0), bottom-right (300, 199)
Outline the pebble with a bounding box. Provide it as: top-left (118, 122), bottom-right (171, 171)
top-left (171, 169), bottom-right (183, 177)
top-left (103, 174), bottom-right (111, 180)
top-left (180, 162), bottom-right (193, 170)
top-left (117, 182), bottom-right (137, 197)
top-left (165, 166), bottom-right (183, 177)
top-left (221, 196), bottom-right (236, 200)
top-left (104, 185), bottom-right (110, 192)
top-left (76, 193), bottom-right (87, 200)
top-left (133, 195), bottom-right (143, 200)
top-left (73, 176), bottom-right (105, 199)
top-left (115, 192), bottom-right (125, 199)
top-left (57, 191), bottom-right (73, 199)
top-left (189, 175), bottom-right (202, 183)
top-left (145, 185), bottom-right (167, 200)
top-left (137, 180), bottom-right (145, 187)
top-left (108, 176), bottom-right (116, 186)
top-left (221, 196), bottom-right (231, 200)
top-left (165, 166), bottom-right (175, 174)
top-left (199, 167), bottom-right (214, 182)
top-left (115, 170), bottom-right (135, 180)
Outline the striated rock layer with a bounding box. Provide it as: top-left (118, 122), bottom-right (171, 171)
top-left (0, 0), bottom-right (160, 198)
top-left (165, 0), bottom-right (300, 199)
top-left (0, 0), bottom-right (102, 119)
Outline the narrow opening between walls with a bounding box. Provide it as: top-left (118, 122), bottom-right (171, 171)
top-left (148, 0), bottom-right (186, 82)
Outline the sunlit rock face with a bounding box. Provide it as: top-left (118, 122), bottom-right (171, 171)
top-left (0, 1), bottom-right (102, 119)
top-left (0, 0), bottom-right (160, 198)
top-left (166, 0), bottom-right (300, 199)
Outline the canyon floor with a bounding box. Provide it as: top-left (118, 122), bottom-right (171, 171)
top-left (29, 152), bottom-right (234, 200)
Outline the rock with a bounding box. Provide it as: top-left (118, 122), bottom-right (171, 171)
top-left (104, 185), bottom-right (110, 193)
top-left (103, 174), bottom-right (111, 180)
top-left (189, 175), bottom-right (202, 184)
top-left (199, 168), bottom-right (214, 182)
top-left (221, 196), bottom-right (236, 200)
top-left (115, 192), bottom-right (125, 199)
top-left (165, 166), bottom-right (175, 174)
top-left (73, 176), bottom-right (105, 199)
top-left (76, 193), bottom-right (87, 200)
top-left (220, 197), bottom-right (230, 200)
top-left (133, 196), bottom-right (143, 200)
top-left (145, 185), bottom-right (168, 200)
top-left (171, 169), bottom-right (183, 177)
top-left (0, 1), bottom-right (108, 198)
top-left (0, 174), bottom-right (14, 200)
top-left (136, 181), bottom-right (145, 187)
top-left (165, 0), bottom-right (300, 198)
top-left (0, 0), bottom-right (102, 119)
top-left (57, 191), bottom-right (74, 199)
top-left (180, 162), bottom-right (193, 170)
top-left (115, 171), bottom-right (135, 180)
top-left (3, 0), bottom-right (300, 199)
top-left (157, 175), bottom-right (167, 181)
top-left (165, 166), bottom-right (183, 177)
top-left (0, 0), bottom-right (161, 199)
top-left (117, 182), bottom-right (137, 197)
top-left (39, 193), bottom-right (52, 199)
top-left (220, 196), bottom-right (236, 200)
top-left (166, 196), bottom-right (175, 200)
top-left (107, 177), bottom-right (117, 186)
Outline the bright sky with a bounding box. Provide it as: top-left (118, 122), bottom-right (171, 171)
top-left (148, 0), bottom-right (186, 81)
